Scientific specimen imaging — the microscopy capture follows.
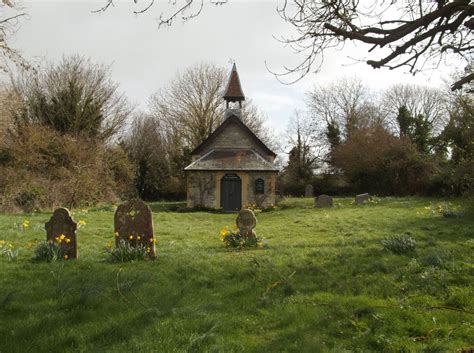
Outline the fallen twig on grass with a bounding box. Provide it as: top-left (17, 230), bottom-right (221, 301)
top-left (262, 270), bottom-right (296, 298)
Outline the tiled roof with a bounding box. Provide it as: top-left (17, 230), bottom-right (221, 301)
top-left (190, 114), bottom-right (277, 157)
top-left (223, 63), bottom-right (245, 101)
top-left (184, 149), bottom-right (278, 171)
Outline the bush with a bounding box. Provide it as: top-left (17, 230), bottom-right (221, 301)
top-left (381, 235), bottom-right (416, 254)
top-left (0, 125), bottom-right (133, 212)
top-left (105, 239), bottom-right (147, 263)
top-left (332, 127), bottom-right (437, 195)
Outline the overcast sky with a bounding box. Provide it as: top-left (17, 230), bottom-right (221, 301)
top-left (7, 0), bottom-right (456, 134)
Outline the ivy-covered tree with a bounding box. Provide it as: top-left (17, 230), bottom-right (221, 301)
top-left (325, 121), bottom-right (341, 151)
top-left (280, 112), bottom-right (320, 195)
top-left (395, 105), bottom-right (434, 154)
top-left (12, 55), bottom-right (131, 141)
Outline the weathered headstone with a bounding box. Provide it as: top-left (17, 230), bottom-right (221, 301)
top-left (114, 199), bottom-right (155, 258)
top-left (305, 184), bottom-right (314, 198)
top-left (45, 208), bottom-right (78, 259)
top-left (316, 194), bottom-right (333, 208)
top-left (236, 209), bottom-right (257, 238)
top-left (355, 193), bottom-right (371, 205)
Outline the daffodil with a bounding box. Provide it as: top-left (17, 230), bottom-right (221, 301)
top-left (64, 255), bottom-right (69, 260)
top-left (60, 234), bottom-right (66, 240)
top-left (22, 219), bottom-right (30, 229)
top-left (65, 238), bottom-right (71, 244)
top-left (129, 235), bottom-right (134, 240)
top-left (137, 235), bottom-right (141, 240)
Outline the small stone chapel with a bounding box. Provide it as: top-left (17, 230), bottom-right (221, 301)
top-left (184, 64), bottom-right (278, 211)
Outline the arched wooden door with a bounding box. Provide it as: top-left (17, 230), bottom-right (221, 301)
top-left (220, 173), bottom-right (241, 212)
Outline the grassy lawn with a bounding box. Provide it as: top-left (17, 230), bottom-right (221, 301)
top-left (0, 197), bottom-right (473, 352)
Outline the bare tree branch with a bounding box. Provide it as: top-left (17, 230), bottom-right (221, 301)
top-left (93, 0), bottom-right (228, 27)
top-left (276, 0), bottom-right (474, 89)
top-left (134, 0), bottom-right (155, 15)
top-left (91, 0), bottom-right (114, 14)
top-left (0, 3), bottom-right (30, 72)
top-left (452, 72), bottom-right (474, 91)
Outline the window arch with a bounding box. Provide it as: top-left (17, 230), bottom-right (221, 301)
top-left (255, 178), bottom-right (265, 194)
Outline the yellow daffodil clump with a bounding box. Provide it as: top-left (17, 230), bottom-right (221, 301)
top-left (220, 226), bottom-right (230, 241)
top-left (22, 219), bottom-right (30, 230)
top-left (219, 225), bottom-right (265, 249)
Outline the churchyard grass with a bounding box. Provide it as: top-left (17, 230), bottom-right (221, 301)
top-left (0, 197), bottom-right (473, 352)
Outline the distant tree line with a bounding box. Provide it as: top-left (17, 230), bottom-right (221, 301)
top-left (0, 57), bottom-right (272, 211)
top-left (0, 55), bottom-right (472, 212)
top-left (279, 77), bottom-right (473, 197)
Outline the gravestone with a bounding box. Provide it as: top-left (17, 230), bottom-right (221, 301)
top-left (316, 194), bottom-right (333, 208)
top-left (114, 199), bottom-right (155, 259)
top-left (236, 209), bottom-right (257, 238)
top-left (305, 184), bottom-right (314, 198)
top-left (45, 208), bottom-right (78, 259)
top-left (355, 193), bottom-right (371, 205)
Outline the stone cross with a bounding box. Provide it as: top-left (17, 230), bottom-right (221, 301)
top-left (45, 208), bottom-right (78, 259)
top-left (316, 194), bottom-right (333, 208)
top-left (355, 193), bottom-right (371, 205)
top-left (236, 209), bottom-right (257, 238)
top-left (305, 184), bottom-right (314, 198)
top-left (114, 199), bottom-right (156, 259)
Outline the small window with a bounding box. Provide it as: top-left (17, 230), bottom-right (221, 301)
top-left (255, 178), bottom-right (265, 194)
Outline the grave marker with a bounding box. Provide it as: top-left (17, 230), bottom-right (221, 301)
top-left (45, 208), bottom-right (78, 259)
top-left (316, 194), bottom-right (333, 208)
top-left (114, 199), bottom-right (156, 258)
top-left (236, 209), bottom-right (257, 238)
top-left (305, 184), bottom-right (314, 198)
top-left (355, 193), bottom-right (371, 205)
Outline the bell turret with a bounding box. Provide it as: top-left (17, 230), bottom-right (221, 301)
top-left (223, 63), bottom-right (245, 109)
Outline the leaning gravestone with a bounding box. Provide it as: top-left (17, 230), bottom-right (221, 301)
top-left (45, 208), bottom-right (78, 259)
top-left (236, 209), bottom-right (257, 238)
top-left (114, 199), bottom-right (155, 259)
top-left (316, 194), bottom-right (333, 208)
top-left (305, 184), bottom-right (314, 198)
top-left (355, 193), bottom-right (371, 205)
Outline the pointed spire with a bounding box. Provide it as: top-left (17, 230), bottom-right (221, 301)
top-left (223, 63), bottom-right (245, 107)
